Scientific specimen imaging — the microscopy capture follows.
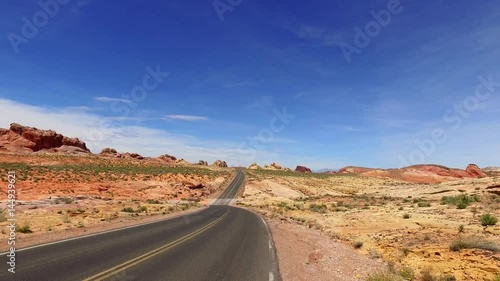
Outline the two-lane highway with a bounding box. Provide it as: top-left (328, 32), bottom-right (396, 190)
top-left (1, 170), bottom-right (281, 281)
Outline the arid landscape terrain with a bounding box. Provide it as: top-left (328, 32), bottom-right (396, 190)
top-left (239, 167), bottom-right (500, 280)
top-left (0, 123), bottom-right (499, 280)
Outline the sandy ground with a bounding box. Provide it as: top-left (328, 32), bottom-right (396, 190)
top-left (267, 215), bottom-right (386, 281)
top-left (239, 170), bottom-right (500, 281)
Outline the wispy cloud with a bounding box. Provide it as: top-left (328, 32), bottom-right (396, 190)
top-left (164, 115), bottom-right (208, 121)
top-left (94, 96), bottom-right (131, 103)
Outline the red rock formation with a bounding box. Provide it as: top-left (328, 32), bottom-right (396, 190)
top-left (465, 164), bottom-right (487, 178)
top-left (100, 148), bottom-right (118, 155)
top-left (336, 164), bottom-right (489, 183)
top-left (122, 153), bottom-right (144, 160)
top-left (197, 160), bottom-right (208, 166)
top-left (212, 160), bottom-right (228, 167)
top-left (295, 166), bottom-right (312, 173)
top-left (269, 162), bottom-right (283, 170)
top-left (0, 123), bottom-right (90, 153)
top-left (159, 154), bottom-right (177, 162)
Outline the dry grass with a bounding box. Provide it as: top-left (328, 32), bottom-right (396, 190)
top-left (450, 236), bottom-right (499, 252)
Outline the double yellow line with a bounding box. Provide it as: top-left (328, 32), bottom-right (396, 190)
top-left (84, 208), bottom-right (230, 281)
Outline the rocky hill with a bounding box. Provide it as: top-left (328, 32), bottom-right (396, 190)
top-left (337, 164), bottom-right (488, 183)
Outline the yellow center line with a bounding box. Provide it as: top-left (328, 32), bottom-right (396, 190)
top-left (83, 208), bottom-right (231, 281)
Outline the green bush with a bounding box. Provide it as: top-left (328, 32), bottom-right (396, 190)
top-left (353, 241), bottom-right (364, 249)
top-left (441, 194), bottom-right (480, 209)
top-left (16, 222), bottom-right (32, 233)
top-left (480, 213), bottom-right (498, 230)
top-left (403, 213), bottom-right (411, 219)
top-left (309, 203), bottom-right (327, 213)
top-left (399, 267), bottom-right (415, 280)
top-left (122, 207), bottom-right (135, 213)
top-left (418, 202), bottom-right (431, 207)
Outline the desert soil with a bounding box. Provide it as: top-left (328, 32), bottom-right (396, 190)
top-left (238, 169), bottom-right (500, 281)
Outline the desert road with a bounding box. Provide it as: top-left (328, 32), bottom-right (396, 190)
top-left (1, 170), bottom-right (281, 281)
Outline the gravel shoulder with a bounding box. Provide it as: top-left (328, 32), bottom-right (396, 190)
top-left (268, 217), bottom-right (386, 281)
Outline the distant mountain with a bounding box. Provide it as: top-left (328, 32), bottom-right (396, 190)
top-left (313, 168), bottom-right (339, 173)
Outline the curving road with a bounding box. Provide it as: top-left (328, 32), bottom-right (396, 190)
top-left (1, 170), bottom-right (280, 281)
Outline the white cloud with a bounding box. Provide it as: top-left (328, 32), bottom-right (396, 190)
top-left (94, 96), bottom-right (131, 103)
top-left (0, 98), bottom-right (291, 166)
top-left (164, 115), bottom-right (208, 121)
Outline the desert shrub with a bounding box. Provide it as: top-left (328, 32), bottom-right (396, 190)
top-left (399, 267), bottom-right (415, 280)
top-left (146, 199), bottom-right (161, 204)
top-left (16, 222), bottom-right (32, 233)
top-left (369, 248), bottom-right (382, 259)
top-left (401, 247), bottom-right (410, 256)
top-left (494, 274), bottom-right (500, 281)
top-left (138, 206), bottom-right (148, 213)
top-left (403, 213), bottom-right (411, 219)
top-left (353, 241), bottom-right (364, 249)
top-left (62, 213), bottom-right (71, 223)
top-left (480, 213), bottom-right (498, 230)
top-left (309, 203), bottom-right (327, 213)
top-left (276, 201), bottom-right (288, 208)
top-left (55, 197), bottom-right (73, 204)
top-left (450, 236), bottom-right (499, 252)
top-left (122, 207), bottom-right (135, 213)
top-left (441, 194), bottom-right (480, 209)
top-left (366, 272), bottom-right (401, 281)
top-left (458, 225), bottom-right (464, 233)
top-left (418, 201), bottom-right (431, 207)
top-left (456, 201), bottom-right (468, 209)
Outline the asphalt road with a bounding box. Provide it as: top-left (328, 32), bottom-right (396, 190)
top-left (1, 170), bottom-right (280, 281)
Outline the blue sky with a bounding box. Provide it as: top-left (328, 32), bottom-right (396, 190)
top-left (0, 0), bottom-right (499, 170)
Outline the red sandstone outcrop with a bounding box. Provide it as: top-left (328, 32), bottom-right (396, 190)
top-left (337, 164), bottom-right (488, 183)
top-left (212, 160), bottom-right (228, 167)
top-left (465, 164), bottom-right (487, 178)
top-left (295, 166), bottom-right (312, 173)
top-left (197, 160), bottom-right (208, 166)
top-left (159, 154), bottom-right (177, 162)
top-left (0, 123), bottom-right (90, 154)
top-left (100, 148), bottom-right (118, 156)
